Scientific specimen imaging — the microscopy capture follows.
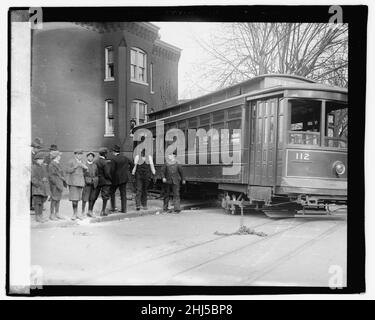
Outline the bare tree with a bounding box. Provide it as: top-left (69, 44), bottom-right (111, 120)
top-left (160, 79), bottom-right (178, 108)
top-left (192, 23), bottom-right (348, 90)
top-left (187, 23), bottom-right (348, 138)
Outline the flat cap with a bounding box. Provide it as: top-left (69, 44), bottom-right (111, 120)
top-left (31, 137), bottom-right (43, 148)
top-left (98, 147), bottom-right (108, 154)
top-left (49, 144), bottom-right (58, 151)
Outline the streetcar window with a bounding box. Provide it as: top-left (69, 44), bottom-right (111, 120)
top-left (211, 122), bottom-right (224, 152)
top-left (197, 125), bottom-right (210, 164)
top-left (178, 120), bottom-right (188, 151)
top-left (199, 114), bottom-right (210, 126)
top-left (228, 106), bottom-right (242, 119)
top-left (289, 100), bottom-right (321, 145)
top-left (188, 117), bottom-right (198, 128)
top-left (228, 119), bottom-right (242, 147)
top-left (325, 102), bottom-right (348, 148)
top-left (178, 120), bottom-right (186, 130)
top-left (213, 110), bottom-right (225, 123)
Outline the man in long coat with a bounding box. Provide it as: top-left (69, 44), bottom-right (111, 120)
top-left (93, 147), bottom-right (112, 216)
top-left (161, 153), bottom-right (186, 213)
top-left (108, 145), bottom-right (133, 214)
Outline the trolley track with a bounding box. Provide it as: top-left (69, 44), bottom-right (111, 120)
top-left (242, 222), bottom-right (345, 286)
top-left (79, 219), bottom-right (308, 284)
top-left (76, 216), bottom-right (281, 285)
top-left (46, 210), bottom-right (346, 286)
top-left (157, 219), bottom-right (310, 284)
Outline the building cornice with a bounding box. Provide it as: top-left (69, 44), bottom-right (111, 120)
top-left (75, 22), bottom-right (182, 61)
top-left (152, 39), bottom-right (181, 62)
top-left (154, 39), bottom-right (182, 54)
top-left (74, 22), bottom-right (160, 42)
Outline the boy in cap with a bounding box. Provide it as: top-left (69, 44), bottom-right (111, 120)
top-left (30, 137), bottom-right (43, 211)
top-left (48, 150), bottom-right (66, 220)
top-left (44, 144), bottom-right (59, 166)
top-left (93, 147), bottom-right (112, 216)
top-left (31, 137), bottom-right (44, 162)
top-left (66, 149), bottom-right (88, 220)
top-left (31, 151), bottom-right (50, 222)
top-left (82, 152), bottom-right (98, 217)
top-left (161, 152), bottom-right (186, 213)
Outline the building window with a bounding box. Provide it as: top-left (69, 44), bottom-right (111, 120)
top-left (150, 63), bottom-right (154, 93)
top-left (105, 46), bottom-right (114, 81)
top-left (105, 100), bottom-right (115, 136)
top-left (130, 48), bottom-right (147, 84)
top-left (131, 100), bottom-right (148, 125)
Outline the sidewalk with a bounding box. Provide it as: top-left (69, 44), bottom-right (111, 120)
top-left (31, 189), bottom-right (162, 228)
top-left (31, 190), bottom-right (217, 228)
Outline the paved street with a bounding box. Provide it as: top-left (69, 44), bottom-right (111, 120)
top-left (31, 202), bottom-right (347, 287)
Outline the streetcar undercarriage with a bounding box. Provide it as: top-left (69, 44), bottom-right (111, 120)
top-left (220, 190), bottom-right (347, 219)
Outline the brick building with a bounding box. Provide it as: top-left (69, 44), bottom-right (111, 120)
top-left (31, 22), bottom-right (181, 159)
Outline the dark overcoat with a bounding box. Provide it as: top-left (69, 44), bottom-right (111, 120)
top-left (31, 163), bottom-right (50, 197)
top-left (161, 162), bottom-right (185, 185)
top-left (95, 157), bottom-right (112, 186)
top-left (109, 154), bottom-right (132, 185)
top-left (48, 161), bottom-right (66, 200)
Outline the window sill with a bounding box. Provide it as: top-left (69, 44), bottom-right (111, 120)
top-left (104, 78), bottom-right (115, 82)
top-left (130, 79), bottom-right (149, 86)
top-left (104, 134), bottom-right (115, 137)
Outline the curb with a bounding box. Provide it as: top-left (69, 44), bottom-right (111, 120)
top-left (89, 201), bottom-right (218, 223)
top-left (89, 208), bottom-right (160, 223)
top-left (31, 208), bottom-right (161, 228)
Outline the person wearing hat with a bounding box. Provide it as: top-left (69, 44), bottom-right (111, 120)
top-left (82, 152), bottom-right (98, 217)
top-left (31, 137), bottom-right (43, 163)
top-left (161, 152), bottom-right (186, 213)
top-left (48, 150), bottom-right (66, 220)
top-left (30, 137), bottom-right (44, 211)
top-left (44, 144), bottom-right (59, 166)
top-left (31, 151), bottom-right (50, 222)
top-left (66, 149), bottom-right (88, 220)
top-left (108, 144), bottom-right (133, 214)
top-left (92, 147), bottom-right (113, 216)
top-left (132, 149), bottom-right (156, 211)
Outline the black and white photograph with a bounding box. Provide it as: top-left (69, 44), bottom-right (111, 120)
top-left (3, 2), bottom-right (370, 300)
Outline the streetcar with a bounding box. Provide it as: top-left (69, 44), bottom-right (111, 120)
top-left (134, 74), bottom-right (347, 218)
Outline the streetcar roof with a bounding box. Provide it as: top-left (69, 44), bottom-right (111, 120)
top-left (148, 74), bottom-right (345, 117)
top-left (136, 74), bottom-right (347, 128)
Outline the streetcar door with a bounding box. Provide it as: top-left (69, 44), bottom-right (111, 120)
top-left (250, 98), bottom-right (278, 186)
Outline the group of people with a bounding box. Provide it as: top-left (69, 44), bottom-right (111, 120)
top-left (30, 138), bottom-right (186, 222)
